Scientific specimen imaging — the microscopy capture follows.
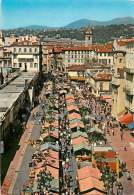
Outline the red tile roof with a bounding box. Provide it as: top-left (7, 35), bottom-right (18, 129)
top-left (67, 105), bottom-right (79, 112)
top-left (77, 166), bottom-right (102, 181)
top-left (46, 156), bottom-right (59, 168)
top-left (47, 149), bottom-right (59, 159)
top-left (117, 38), bottom-right (134, 46)
top-left (92, 43), bottom-right (113, 53)
top-left (68, 112), bottom-right (81, 120)
top-left (79, 176), bottom-right (105, 193)
top-left (62, 46), bottom-right (93, 51)
top-left (72, 136), bottom-right (88, 145)
top-left (46, 165), bottom-right (59, 179)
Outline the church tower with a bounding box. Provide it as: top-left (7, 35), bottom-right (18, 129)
top-left (85, 27), bottom-right (93, 46)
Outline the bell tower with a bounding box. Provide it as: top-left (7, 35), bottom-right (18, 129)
top-left (85, 27), bottom-right (93, 46)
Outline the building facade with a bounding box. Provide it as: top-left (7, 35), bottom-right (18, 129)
top-left (88, 72), bottom-right (112, 98)
top-left (62, 47), bottom-right (97, 69)
top-left (12, 42), bottom-right (42, 72)
top-left (111, 51), bottom-right (126, 118)
top-left (124, 40), bottom-right (134, 116)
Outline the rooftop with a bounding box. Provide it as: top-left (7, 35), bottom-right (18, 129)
top-left (0, 72), bottom-right (37, 122)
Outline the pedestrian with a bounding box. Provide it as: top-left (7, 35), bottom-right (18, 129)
top-left (112, 129), bottom-right (115, 136)
top-left (121, 131), bottom-right (123, 140)
top-left (124, 146), bottom-right (127, 151)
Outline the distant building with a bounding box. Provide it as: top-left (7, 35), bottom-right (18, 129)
top-left (93, 43), bottom-right (114, 66)
top-left (42, 45), bottom-right (54, 72)
top-left (111, 51), bottom-right (126, 118)
top-left (85, 28), bottom-right (93, 46)
top-left (62, 46), bottom-right (97, 69)
top-left (12, 41), bottom-right (42, 72)
top-left (124, 39), bottom-right (134, 116)
top-left (88, 72), bottom-right (112, 98)
top-left (1, 46), bottom-right (12, 68)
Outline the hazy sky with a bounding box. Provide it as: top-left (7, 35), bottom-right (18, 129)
top-left (1, 0), bottom-right (134, 29)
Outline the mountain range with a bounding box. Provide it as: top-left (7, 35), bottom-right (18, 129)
top-left (16, 17), bottom-right (134, 30)
top-left (65, 17), bottom-right (134, 28)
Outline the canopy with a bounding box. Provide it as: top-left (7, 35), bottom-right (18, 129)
top-left (118, 113), bottom-right (133, 126)
top-left (128, 121), bottom-right (134, 130)
top-left (100, 95), bottom-right (111, 100)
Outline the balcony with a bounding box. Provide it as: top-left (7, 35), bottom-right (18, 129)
top-left (125, 54), bottom-right (134, 73)
top-left (125, 84), bottom-right (134, 95)
top-left (124, 67), bottom-right (134, 74)
top-left (111, 75), bottom-right (120, 87)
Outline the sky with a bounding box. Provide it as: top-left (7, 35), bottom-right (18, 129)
top-left (0, 0), bottom-right (134, 29)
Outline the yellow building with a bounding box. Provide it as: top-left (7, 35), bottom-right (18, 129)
top-left (88, 72), bottom-right (112, 98)
top-left (111, 51), bottom-right (126, 118)
top-left (124, 40), bottom-right (134, 115)
top-left (67, 65), bottom-right (87, 81)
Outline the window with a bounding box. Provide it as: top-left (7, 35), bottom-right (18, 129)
top-left (19, 48), bottom-right (21, 52)
top-left (29, 48), bottom-right (32, 53)
top-left (30, 63), bottom-right (33, 67)
top-left (35, 48), bottom-right (37, 53)
top-left (119, 58), bottom-right (122, 63)
top-left (14, 48), bottom-right (16, 53)
top-left (34, 63), bottom-right (37, 68)
top-left (14, 55), bottom-right (17, 59)
top-left (109, 59), bottom-right (111, 64)
top-left (24, 48), bottom-right (27, 52)
top-left (19, 63), bottom-right (22, 68)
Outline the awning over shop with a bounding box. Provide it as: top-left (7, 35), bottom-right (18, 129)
top-left (128, 121), bottom-right (134, 130)
top-left (69, 76), bottom-right (86, 81)
top-left (118, 113), bottom-right (133, 126)
top-left (100, 95), bottom-right (111, 100)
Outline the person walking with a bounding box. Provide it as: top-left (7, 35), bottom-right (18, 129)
top-left (120, 131), bottom-right (123, 140)
top-left (112, 129), bottom-right (115, 136)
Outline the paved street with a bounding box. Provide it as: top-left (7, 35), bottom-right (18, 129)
top-left (12, 105), bottom-right (43, 195)
top-left (106, 127), bottom-right (134, 194)
top-left (106, 128), bottom-right (134, 181)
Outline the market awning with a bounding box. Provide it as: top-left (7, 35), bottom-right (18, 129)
top-left (100, 95), bottom-right (111, 100)
top-left (118, 113), bottom-right (133, 126)
top-left (128, 121), bottom-right (134, 130)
